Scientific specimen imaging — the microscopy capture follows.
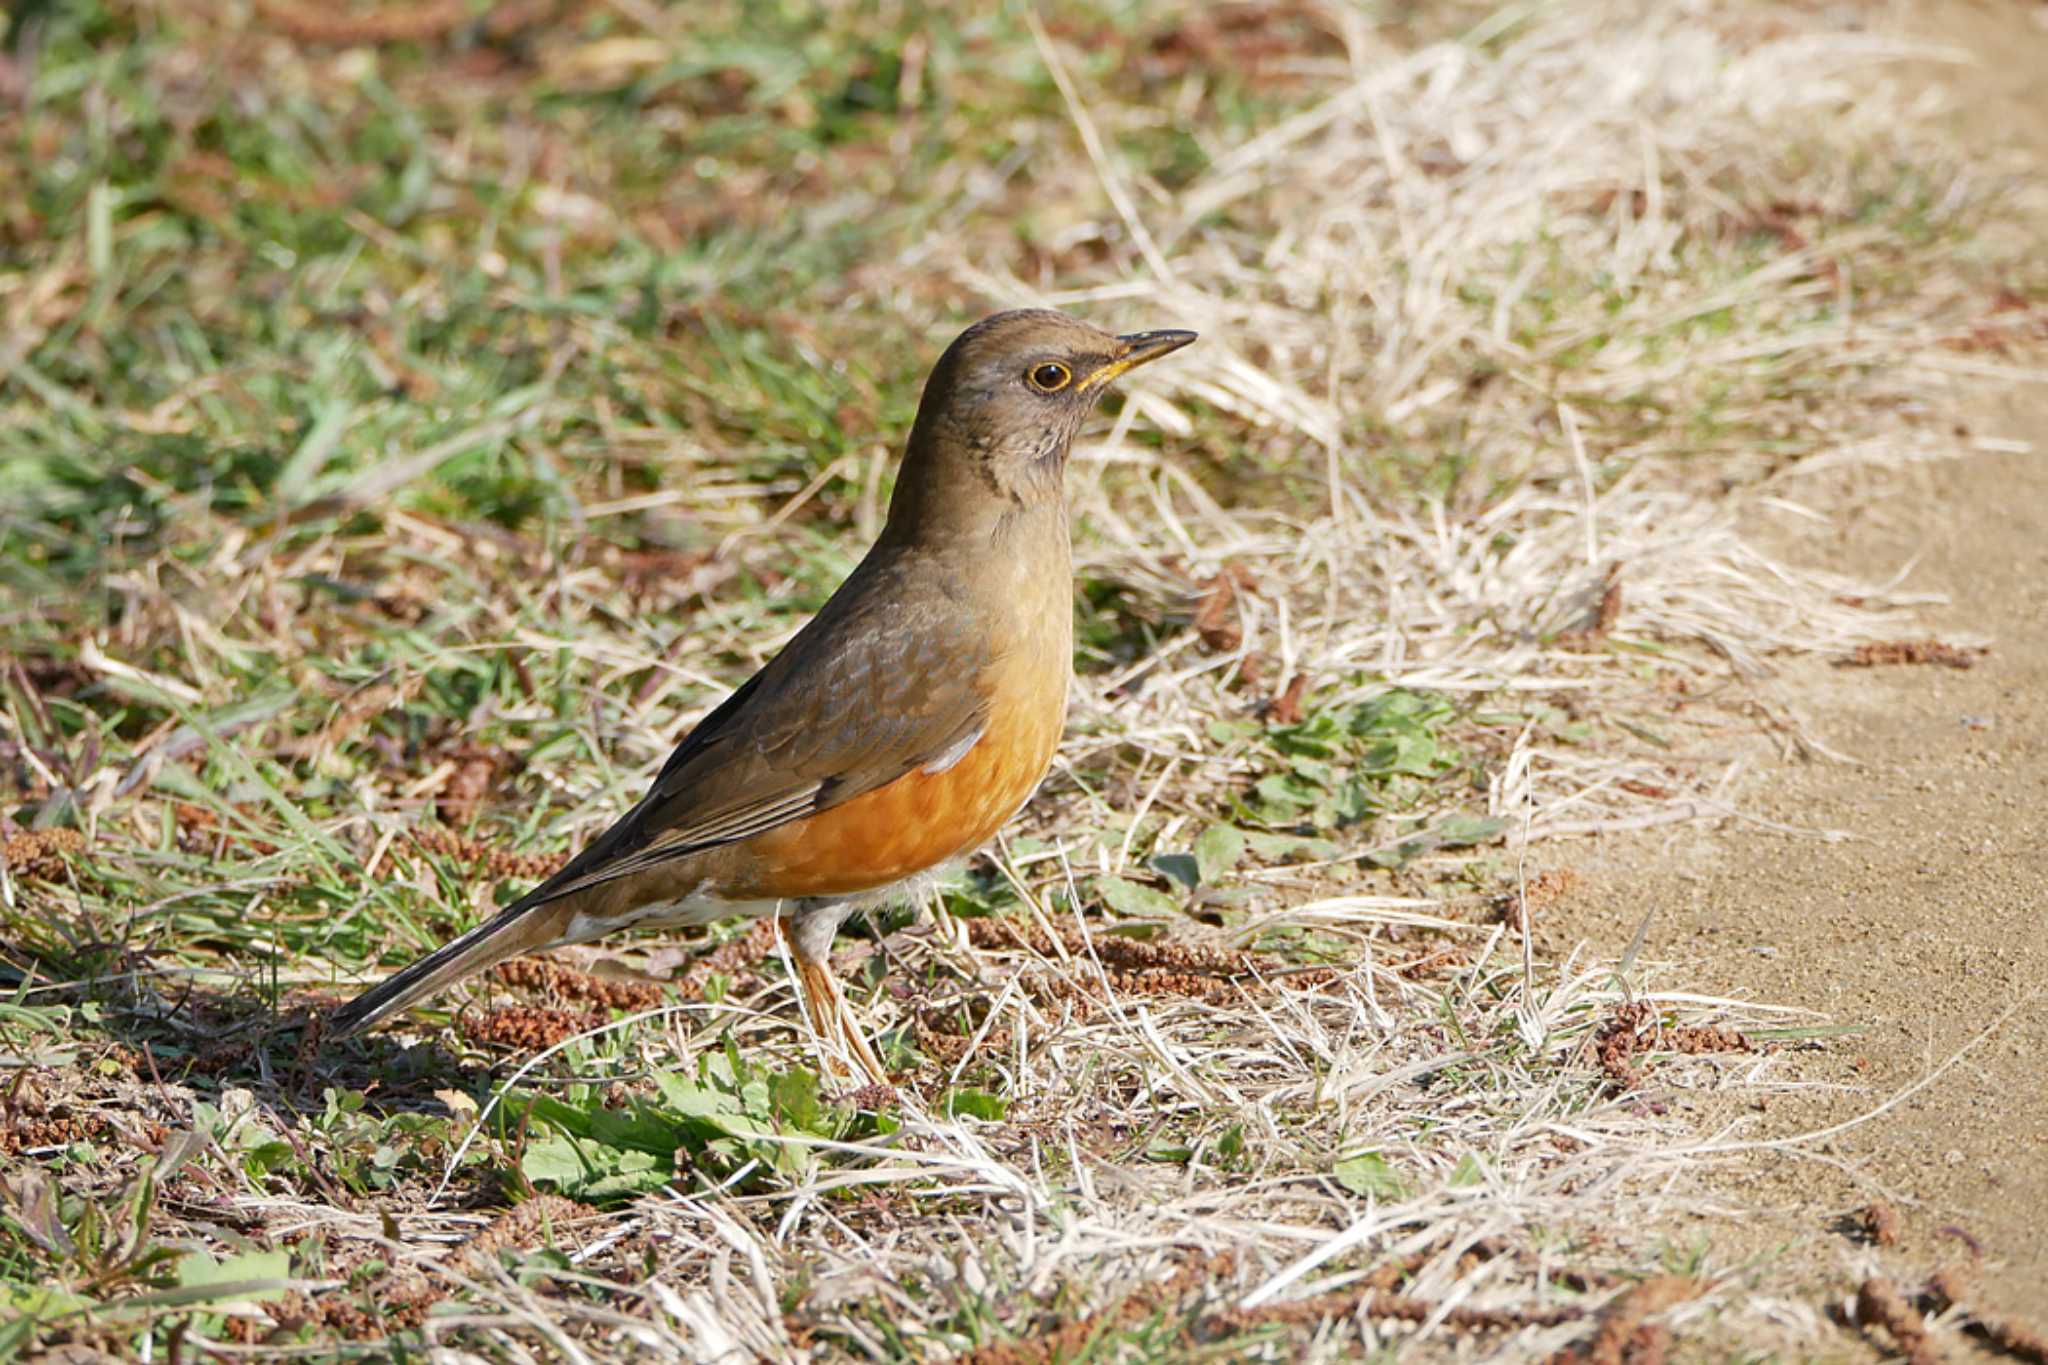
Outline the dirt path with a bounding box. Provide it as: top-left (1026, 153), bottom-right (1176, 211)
top-left (1549, 1), bottom-right (2048, 1329)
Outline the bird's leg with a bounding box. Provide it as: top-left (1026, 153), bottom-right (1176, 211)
top-left (928, 882), bottom-right (970, 954)
top-left (778, 906), bottom-right (889, 1087)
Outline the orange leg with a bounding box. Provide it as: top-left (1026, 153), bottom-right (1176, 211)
top-left (777, 913), bottom-right (889, 1086)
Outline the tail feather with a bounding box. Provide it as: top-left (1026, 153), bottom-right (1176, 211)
top-left (326, 898), bottom-right (565, 1039)
top-left (329, 809), bottom-right (648, 1039)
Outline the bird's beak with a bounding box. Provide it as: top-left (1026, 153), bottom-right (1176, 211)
top-left (1079, 328), bottom-right (1199, 392)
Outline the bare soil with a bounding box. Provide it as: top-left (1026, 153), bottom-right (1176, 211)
top-left (1549, 0), bottom-right (2048, 1331)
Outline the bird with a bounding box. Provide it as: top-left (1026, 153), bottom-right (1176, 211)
top-left (326, 309), bottom-right (1197, 1083)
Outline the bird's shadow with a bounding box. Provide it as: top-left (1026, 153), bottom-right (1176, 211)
top-left (6, 939), bottom-right (492, 1119)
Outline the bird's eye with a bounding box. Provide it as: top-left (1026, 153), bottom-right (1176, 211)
top-left (1027, 362), bottom-right (1072, 393)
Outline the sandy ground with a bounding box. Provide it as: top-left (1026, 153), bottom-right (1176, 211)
top-left (1548, 0), bottom-right (2048, 1331)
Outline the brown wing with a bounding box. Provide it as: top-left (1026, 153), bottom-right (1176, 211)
top-left (507, 552), bottom-right (992, 907)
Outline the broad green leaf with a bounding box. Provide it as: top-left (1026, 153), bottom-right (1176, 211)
top-left (1150, 852), bottom-right (1201, 890)
top-left (1435, 815), bottom-right (1505, 847)
top-left (768, 1068), bottom-right (828, 1133)
top-left (1193, 824), bottom-right (1246, 882)
top-left (1240, 830), bottom-right (1341, 861)
top-left (520, 1133), bottom-right (602, 1187)
top-left (1206, 719), bottom-right (1259, 745)
top-left (1102, 921), bottom-right (1164, 940)
top-left (942, 1089), bottom-right (1008, 1121)
top-left (1287, 755), bottom-right (1337, 786)
top-left (649, 1073), bottom-right (749, 1125)
top-left (1271, 713), bottom-right (1345, 757)
top-left (174, 1249), bottom-right (293, 1306)
top-left (1, 1284), bottom-right (96, 1320)
top-left (520, 1133), bottom-right (668, 1199)
top-left (1361, 732), bottom-right (1443, 777)
top-left (1092, 875), bottom-right (1181, 919)
top-left (1333, 1150), bottom-right (1406, 1198)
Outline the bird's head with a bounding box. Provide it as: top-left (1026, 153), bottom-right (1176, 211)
top-left (889, 309), bottom-right (1196, 531)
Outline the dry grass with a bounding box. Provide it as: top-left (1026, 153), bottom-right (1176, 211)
top-left (3, 0), bottom-right (2043, 1359)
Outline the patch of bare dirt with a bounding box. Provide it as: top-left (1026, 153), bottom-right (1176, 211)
top-left (1547, 2), bottom-right (2048, 1338)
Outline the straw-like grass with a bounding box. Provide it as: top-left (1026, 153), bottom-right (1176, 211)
top-left (2, 0), bottom-right (2040, 1359)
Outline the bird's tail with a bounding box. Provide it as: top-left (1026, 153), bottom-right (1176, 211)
top-left (325, 898), bottom-right (566, 1039)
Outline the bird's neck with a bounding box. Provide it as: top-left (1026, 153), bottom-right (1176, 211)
top-left (875, 490), bottom-right (1070, 589)
top-left (881, 428), bottom-right (1072, 556)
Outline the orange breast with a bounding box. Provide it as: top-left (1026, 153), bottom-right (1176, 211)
top-left (730, 669), bottom-right (1067, 899)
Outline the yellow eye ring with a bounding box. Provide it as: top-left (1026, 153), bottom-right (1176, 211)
top-left (1027, 361), bottom-right (1072, 393)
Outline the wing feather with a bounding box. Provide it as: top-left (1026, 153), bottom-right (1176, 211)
top-left (502, 552), bottom-right (992, 908)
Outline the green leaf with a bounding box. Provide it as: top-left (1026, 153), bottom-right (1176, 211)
top-left (1240, 829), bottom-right (1341, 861)
top-left (173, 1249), bottom-right (293, 1306)
top-left (1251, 773), bottom-right (1297, 814)
top-left (1206, 719), bottom-right (1259, 745)
top-left (1092, 875), bottom-right (1181, 919)
top-left (1193, 824), bottom-right (1246, 882)
top-left (1286, 755), bottom-right (1337, 787)
top-left (1360, 732), bottom-right (1443, 777)
top-left (1435, 815), bottom-right (1505, 848)
top-left (1333, 1150), bottom-right (1406, 1198)
top-left (942, 1089), bottom-right (1008, 1121)
top-left (767, 1068), bottom-right (829, 1134)
top-left (520, 1132), bottom-right (669, 1199)
top-left (650, 1073), bottom-right (753, 1129)
top-left (1450, 1152), bottom-right (1488, 1188)
top-left (1102, 920), bottom-right (1163, 940)
top-left (0, 1283), bottom-right (96, 1321)
top-left (1253, 771), bottom-right (1329, 819)
top-left (1270, 713), bottom-right (1345, 757)
top-left (520, 1133), bottom-right (600, 1187)
top-left (1331, 780), bottom-right (1372, 824)
top-left (1150, 852), bottom-right (1201, 890)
